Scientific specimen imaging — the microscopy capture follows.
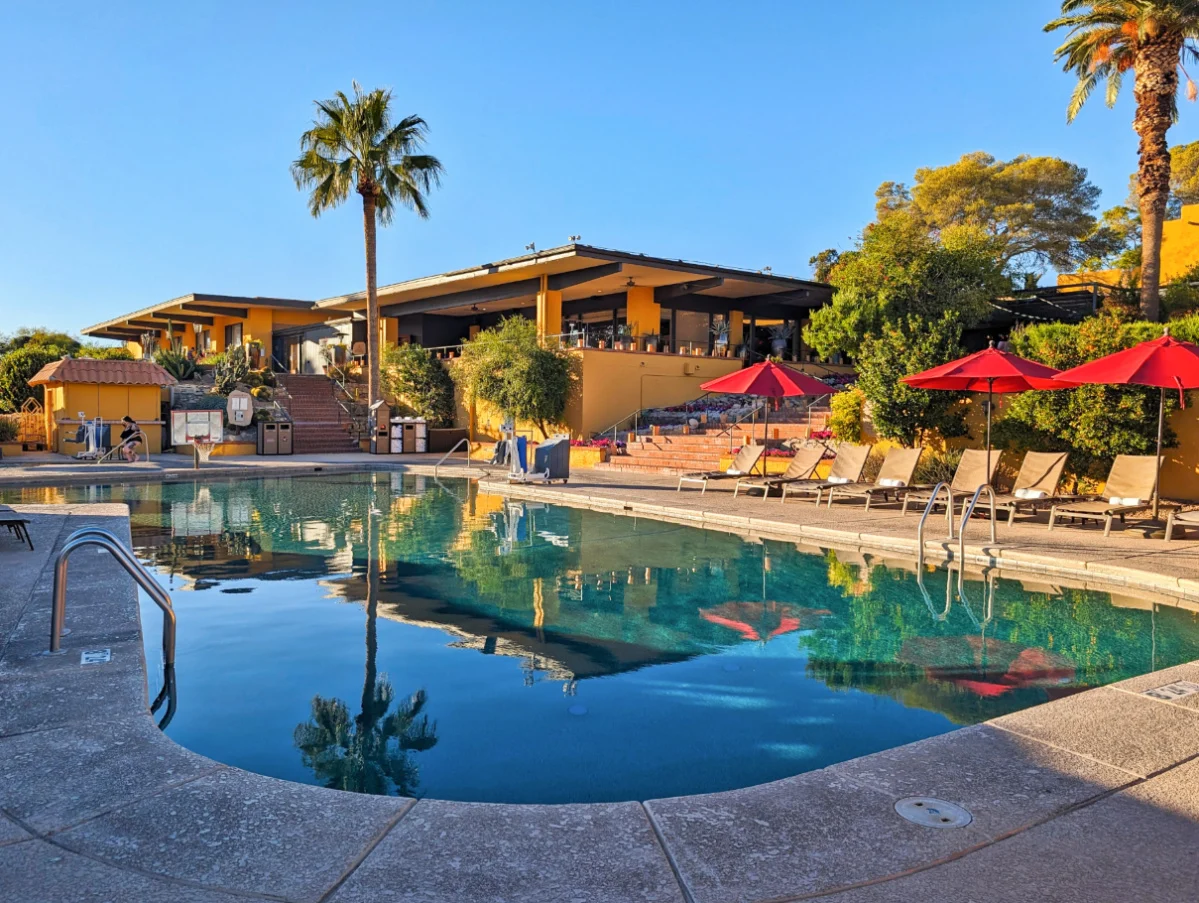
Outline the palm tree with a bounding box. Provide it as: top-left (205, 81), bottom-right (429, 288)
top-left (291, 82), bottom-right (443, 405)
top-left (1046, 2), bottom-right (1199, 321)
top-left (293, 483), bottom-right (438, 795)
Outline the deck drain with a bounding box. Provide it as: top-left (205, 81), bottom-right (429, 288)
top-left (894, 797), bottom-right (972, 829)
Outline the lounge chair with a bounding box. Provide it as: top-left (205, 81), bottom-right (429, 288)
top-left (1165, 507), bottom-right (1199, 541)
top-left (780, 443), bottom-right (872, 505)
top-left (677, 443), bottom-right (765, 493)
top-left (1048, 455), bottom-right (1169, 536)
top-left (733, 446), bottom-right (826, 500)
top-left (900, 449), bottom-right (1002, 515)
top-left (988, 451), bottom-right (1074, 523)
top-left (0, 505), bottom-right (33, 551)
top-left (822, 447), bottom-right (925, 511)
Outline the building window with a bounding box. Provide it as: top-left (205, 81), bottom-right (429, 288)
top-left (225, 323), bottom-right (243, 349)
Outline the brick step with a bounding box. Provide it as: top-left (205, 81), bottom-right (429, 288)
top-left (620, 450), bottom-right (727, 466)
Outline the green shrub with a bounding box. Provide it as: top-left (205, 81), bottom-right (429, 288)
top-left (250, 385), bottom-right (273, 400)
top-left (827, 387), bottom-right (865, 443)
top-left (212, 346), bottom-right (250, 395)
top-left (912, 448), bottom-right (963, 486)
top-left (454, 318), bottom-right (575, 435)
top-left (0, 345), bottom-right (59, 412)
top-left (154, 348), bottom-right (196, 381)
top-left (993, 312), bottom-right (1199, 476)
top-left (0, 417), bottom-right (18, 442)
top-left (854, 314), bottom-right (970, 447)
top-left (382, 343), bottom-right (456, 427)
top-left (78, 345), bottom-right (134, 361)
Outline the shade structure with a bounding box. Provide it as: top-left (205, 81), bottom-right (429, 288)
top-left (699, 361), bottom-right (839, 475)
top-left (1051, 331), bottom-right (1199, 518)
top-left (901, 345), bottom-right (1066, 483)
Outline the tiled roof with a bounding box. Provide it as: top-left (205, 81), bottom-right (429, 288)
top-left (28, 357), bottom-right (177, 387)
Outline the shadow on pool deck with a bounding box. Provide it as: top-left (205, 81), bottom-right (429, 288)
top-left (0, 505), bottom-right (1198, 902)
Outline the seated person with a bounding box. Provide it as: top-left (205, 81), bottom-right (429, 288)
top-left (119, 416), bottom-right (142, 462)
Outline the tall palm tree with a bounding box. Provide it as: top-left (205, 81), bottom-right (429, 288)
top-left (293, 482), bottom-right (438, 796)
top-left (291, 82), bottom-right (443, 405)
top-left (1047, 2), bottom-right (1199, 320)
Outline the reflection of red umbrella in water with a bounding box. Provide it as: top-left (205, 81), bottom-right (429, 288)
top-left (898, 636), bottom-right (1075, 698)
top-left (700, 601), bottom-right (831, 642)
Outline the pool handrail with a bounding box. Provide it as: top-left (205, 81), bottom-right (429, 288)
top-left (433, 437), bottom-right (472, 476)
top-left (958, 484), bottom-right (998, 567)
top-left (50, 528), bottom-right (176, 668)
top-left (916, 482), bottom-right (955, 571)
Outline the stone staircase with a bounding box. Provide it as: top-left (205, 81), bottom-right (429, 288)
top-left (276, 374), bottom-right (361, 454)
top-left (593, 414), bottom-right (830, 476)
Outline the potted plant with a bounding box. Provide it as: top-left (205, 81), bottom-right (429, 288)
top-left (768, 323), bottom-right (794, 358)
top-left (710, 319), bottom-right (731, 357)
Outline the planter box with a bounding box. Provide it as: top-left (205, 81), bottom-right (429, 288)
top-left (428, 428), bottom-right (469, 454)
top-left (0, 442), bottom-right (22, 458)
top-left (570, 446), bottom-right (609, 467)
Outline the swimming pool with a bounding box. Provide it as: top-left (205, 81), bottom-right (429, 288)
top-left (9, 472), bottom-right (1199, 804)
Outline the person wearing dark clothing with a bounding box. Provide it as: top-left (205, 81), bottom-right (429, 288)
top-left (119, 415), bottom-right (142, 462)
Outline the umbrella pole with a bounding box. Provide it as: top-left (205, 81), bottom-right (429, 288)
top-left (762, 395), bottom-right (772, 474)
top-left (1154, 386), bottom-right (1165, 520)
top-left (986, 379), bottom-right (993, 486)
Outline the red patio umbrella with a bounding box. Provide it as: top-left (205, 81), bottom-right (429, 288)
top-left (1051, 330), bottom-right (1199, 518)
top-left (901, 343), bottom-right (1065, 482)
top-left (699, 361), bottom-right (839, 475)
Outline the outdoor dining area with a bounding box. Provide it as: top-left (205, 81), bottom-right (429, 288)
top-left (675, 329), bottom-right (1199, 542)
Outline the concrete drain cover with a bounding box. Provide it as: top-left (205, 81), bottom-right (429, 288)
top-left (894, 797), bottom-right (972, 828)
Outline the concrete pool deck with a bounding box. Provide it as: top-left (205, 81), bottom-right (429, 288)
top-left (2, 475), bottom-right (1199, 900)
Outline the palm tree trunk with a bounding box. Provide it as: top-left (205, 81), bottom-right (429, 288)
top-left (361, 486), bottom-right (379, 727)
top-left (1134, 35), bottom-right (1183, 322)
top-left (362, 191), bottom-right (382, 405)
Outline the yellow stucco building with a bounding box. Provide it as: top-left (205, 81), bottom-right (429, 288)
top-left (29, 358), bottom-right (176, 455)
top-left (81, 244), bottom-right (833, 439)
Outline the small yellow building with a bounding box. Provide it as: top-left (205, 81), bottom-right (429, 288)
top-left (29, 357), bottom-right (176, 455)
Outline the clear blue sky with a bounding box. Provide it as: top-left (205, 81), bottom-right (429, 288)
top-left (2, 0), bottom-right (1196, 336)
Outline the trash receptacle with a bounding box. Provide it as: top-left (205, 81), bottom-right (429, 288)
top-left (257, 422), bottom-right (278, 455)
top-left (277, 422), bottom-right (293, 455)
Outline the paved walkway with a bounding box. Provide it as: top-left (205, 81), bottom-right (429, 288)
top-left (1, 476), bottom-right (1199, 900)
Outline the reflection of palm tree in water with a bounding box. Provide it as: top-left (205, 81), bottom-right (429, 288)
top-left (294, 485), bottom-right (437, 796)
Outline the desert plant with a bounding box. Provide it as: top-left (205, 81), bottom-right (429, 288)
top-left (212, 345), bottom-right (250, 395)
top-left (250, 385), bottom-right (273, 400)
top-left (827, 387), bottom-right (865, 443)
top-left (154, 348), bottom-right (196, 381)
top-left (0, 417), bottom-right (18, 442)
top-left (912, 448), bottom-right (964, 486)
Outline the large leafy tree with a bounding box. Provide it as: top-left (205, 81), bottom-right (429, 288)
top-left (874, 152), bottom-right (1103, 276)
top-left (1046, 1), bottom-right (1199, 320)
top-left (292, 83), bottom-right (443, 406)
top-left (454, 317), bottom-right (575, 436)
top-left (804, 214), bottom-right (1007, 361)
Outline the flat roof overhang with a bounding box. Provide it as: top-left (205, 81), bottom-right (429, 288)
top-left (81, 293), bottom-right (315, 339)
top-left (316, 244), bottom-right (832, 321)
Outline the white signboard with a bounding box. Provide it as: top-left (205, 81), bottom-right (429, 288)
top-left (226, 391), bottom-right (253, 427)
top-left (171, 411), bottom-right (224, 446)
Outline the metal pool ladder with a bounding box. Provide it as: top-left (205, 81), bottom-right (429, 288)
top-left (48, 527), bottom-right (178, 727)
top-left (958, 485), bottom-right (998, 568)
top-left (916, 482), bottom-right (955, 570)
top-left (433, 437), bottom-right (472, 477)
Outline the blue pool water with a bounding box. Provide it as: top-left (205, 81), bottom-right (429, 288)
top-left (9, 472), bottom-right (1199, 803)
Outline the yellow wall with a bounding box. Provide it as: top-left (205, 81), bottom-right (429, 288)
top-left (535, 280), bottom-right (563, 338)
top-left (452, 347), bottom-right (743, 441)
top-left (626, 286), bottom-right (660, 337)
top-left (1060, 202), bottom-right (1199, 288)
top-left (46, 381), bottom-right (164, 454)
